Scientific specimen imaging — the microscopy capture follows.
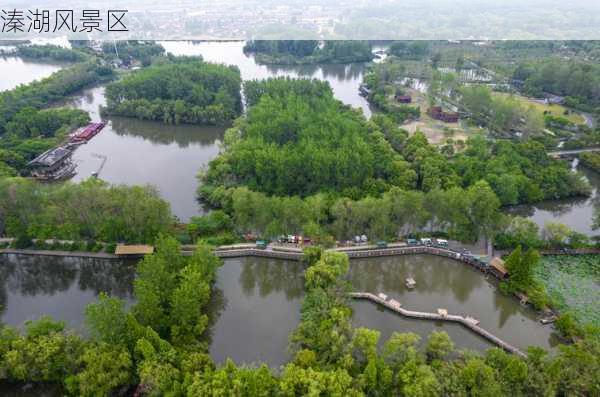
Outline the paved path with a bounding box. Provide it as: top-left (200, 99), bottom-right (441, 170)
top-left (548, 147), bottom-right (600, 157)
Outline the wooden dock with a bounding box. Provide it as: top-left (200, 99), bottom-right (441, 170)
top-left (349, 292), bottom-right (527, 357)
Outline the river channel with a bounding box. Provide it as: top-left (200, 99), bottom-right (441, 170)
top-left (0, 253), bottom-right (560, 367)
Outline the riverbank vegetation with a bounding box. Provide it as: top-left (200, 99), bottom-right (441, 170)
top-left (15, 44), bottom-right (88, 63)
top-left (0, 178), bottom-right (173, 244)
top-left (0, 61), bottom-right (114, 135)
top-left (579, 151), bottom-right (600, 173)
top-left (0, 107), bottom-right (89, 175)
top-left (495, 217), bottom-right (593, 250)
top-left (102, 56), bottom-right (242, 125)
top-left (244, 40), bottom-right (373, 64)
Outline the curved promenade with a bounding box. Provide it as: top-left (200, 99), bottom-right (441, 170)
top-left (350, 291), bottom-right (527, 357)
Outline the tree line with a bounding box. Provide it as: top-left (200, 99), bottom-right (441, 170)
top-left (0, 60), bottom-right (114, 135)
top-left (201, 182), bottom-right (502, 245)
top-left (244, 40), bottom-right (374, 64)
top-left (514, 59), bottom-right (600, 112)
top-left (0, 178), bottom-right (173, 244)
top-left (101, 41), bottom-right (165, 66)
top-left (103, 56), bottom-right (242, 125)
top-left (15, 44), bottom-right (88, 62)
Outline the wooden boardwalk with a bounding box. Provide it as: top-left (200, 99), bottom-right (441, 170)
top-left (350, 292), bottom-right (527, 357)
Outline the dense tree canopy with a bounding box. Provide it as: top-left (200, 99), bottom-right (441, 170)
top-left (0, 107), bottom-right (89, 174)
top-left (16, 44), bottom-right (88, 62)
top-left (101, 41), bottom-right (165, 66)
top-left (103, 56), bottom-right (242, 125)
top-left (514, 59), bottom-right (600, 109)
top-left (202, 78), bottom-right (415, 198)
top-left (0, 177), bottom-right (173, 243)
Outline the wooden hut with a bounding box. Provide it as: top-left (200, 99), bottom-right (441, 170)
top-left (115, 244), bottom-right (154, 257)
top-left (489, 257), bottom-right (508, 279)
top-left (428, 106), bottom-right (459, 123)
top-left (394, 94), bottom-right (412, 103)
top-left (27, 146), bottom-right (76, 181)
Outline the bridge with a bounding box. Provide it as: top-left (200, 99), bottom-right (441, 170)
top-left (350, 292), bottom-right (527, 357)
top-left (548, 147), bottom-right (600, 158)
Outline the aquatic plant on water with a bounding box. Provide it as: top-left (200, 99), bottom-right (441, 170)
top-left (533, 255), bottom-right (600, 327)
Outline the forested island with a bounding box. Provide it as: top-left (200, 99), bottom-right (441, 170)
top-left (14, 44), bottom-right (88, 63)
top-left (244, 40), bottom-right (374, 64)
top-left (200, 78), bottom-right (589, 244)
top-left (102, 56), bottom-right (242, 125)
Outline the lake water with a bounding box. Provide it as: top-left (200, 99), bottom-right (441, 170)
top-left (0, 55), bottom-right (65, 92)
top-left (0, 253), bottom-right (559, 367)
top-left (60, 41), bottom-right (375, 221)
top-left (510, 164), bottom-right (600, 236)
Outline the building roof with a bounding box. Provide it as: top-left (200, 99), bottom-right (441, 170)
top-left (28, 146), bottom-right (72, 167)
top-left (490, 257), bottom-right (508, 276)
top-left (115, 244), bottom-right (154, 255)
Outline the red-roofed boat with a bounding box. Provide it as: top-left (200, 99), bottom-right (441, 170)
top-left (70, 122), bottom-right (106, 143)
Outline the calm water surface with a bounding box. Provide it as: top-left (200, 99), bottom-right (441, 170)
top-left (1, 253), bottom-right (559, 367)
top-left (509, 164), bottom-right (600, 236)
top-left (348, 255), bottom-right (560, 352)
top-left (66, 86), bottom-right (225, 221)
top-left (208, 257), bottom-right (305, 366)
top-left (61, 41), bottom-right (375, 221)
top-left (0, 254), bottom-right (135, 333)
top-left (0, 56), bottom-right (64, 91)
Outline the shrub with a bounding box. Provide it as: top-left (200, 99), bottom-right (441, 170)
top-left (105, 242), bottom-right (117, 254)
top-left (33, 239), bottom-right (48, 250)
top-left (201, 232), bottom-right (238, 246)
top-left (14, 235), bottom-right (33, 249)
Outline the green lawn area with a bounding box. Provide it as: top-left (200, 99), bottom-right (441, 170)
top-left (494, 92), bottom-right (585, 124)
top-left (533, 255), bottom-right (600, 327)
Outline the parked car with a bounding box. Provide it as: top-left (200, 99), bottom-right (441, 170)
top-left (435, 238), bottom-right (448, 247)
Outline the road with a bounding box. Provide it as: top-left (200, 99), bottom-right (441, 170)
top-left (548, 147), bottom-right (600, 157)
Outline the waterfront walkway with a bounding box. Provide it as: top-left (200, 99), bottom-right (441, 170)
top-left (350, 291), bottom-right (527, 357)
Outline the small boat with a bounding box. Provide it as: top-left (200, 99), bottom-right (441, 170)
top-left (405, 277), bottom-right (416, 289)
top-left (540, 315), bottom-right (557, 325)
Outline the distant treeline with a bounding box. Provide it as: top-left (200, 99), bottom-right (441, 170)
top-left (514, 59), bottom-right (600, 111)
top-left (16, 44), bottom-right (88, 62)
top-left (103, 56), bottom-right (242, 125)
top-left (244, 40), bottom-right (374, 64)
top-left (101, 40), bottom-right (165, 66)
